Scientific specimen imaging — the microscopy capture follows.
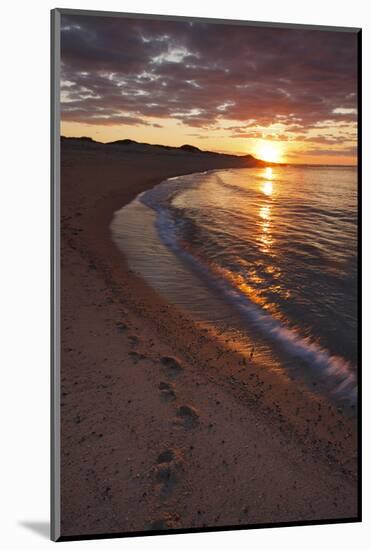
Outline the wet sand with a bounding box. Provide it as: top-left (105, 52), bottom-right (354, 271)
top-left (59, 139), bottom-right (358, 538)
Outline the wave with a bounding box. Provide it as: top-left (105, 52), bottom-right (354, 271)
top-left (139, 171), bottom-right (357, 405)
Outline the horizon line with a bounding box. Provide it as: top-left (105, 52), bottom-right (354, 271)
top-left (60, 135), bottom-right (356, 168)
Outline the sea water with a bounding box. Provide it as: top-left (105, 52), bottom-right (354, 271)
top-left (111, 165), bottom-right (358, 407)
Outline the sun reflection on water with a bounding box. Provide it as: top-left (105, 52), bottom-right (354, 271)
top-left (264, 167), bottom-right (273, 179)
top-left (259, 203), bottom-right (274, 252)
top-left (260, 205), bottom-right (270, 220)
top-left (257, 168), bottom-right (276, 252)
top-left (262, 181), bottom-right (273, 196)
top-left (261, 168), bottom-right (275, 196)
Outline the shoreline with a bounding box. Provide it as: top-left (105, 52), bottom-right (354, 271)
top-left (113, 166), bottom-right (357, 411)
top-left (60, 140), bottom-right (358, 537)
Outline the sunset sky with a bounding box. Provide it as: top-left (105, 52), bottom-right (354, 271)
top-left (60, 14), bottom-right (358, 165)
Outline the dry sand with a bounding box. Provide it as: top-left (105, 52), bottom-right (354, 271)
top-left (59, 139), bottom-right (358, 538)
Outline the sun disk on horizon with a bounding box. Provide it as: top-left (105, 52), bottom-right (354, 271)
top-left (256, 142), bottom-right (282, 163)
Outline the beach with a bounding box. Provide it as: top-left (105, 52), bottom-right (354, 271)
top-left (60, 138), bottom-right (358, 537)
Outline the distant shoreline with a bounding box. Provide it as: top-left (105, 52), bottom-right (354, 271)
top-left (60, 135), bottom-right (356, 167)
top-left (60, 135), bottom-right (281, 165)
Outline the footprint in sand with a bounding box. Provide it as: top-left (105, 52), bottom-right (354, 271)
top-left (128, 351), bottom-right (147, 364)
top-left (115, 321), bottom-right (128, 333)
top-left (145, 518), bottom-right (170, 531)
top-left (160, 356), bottom-right (183, 378)
top-left (175, 405), bottom-right (200, 429)
top-left (145, 512), bottom-right (181, 531)
top-left (153, 448), bottom-right (184, 497)
top-left (129, 335), bottom-right (139, 347)
top-left (158, 381), bottom-right (176, 402)
top-left (156, 448), bottom-right (178, 464)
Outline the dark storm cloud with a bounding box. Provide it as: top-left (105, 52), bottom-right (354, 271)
top-left (60, 14), bottom-right (358, 137)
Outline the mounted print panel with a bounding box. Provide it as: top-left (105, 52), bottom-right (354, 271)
top-left (51, 8), bottom-right (361, 541)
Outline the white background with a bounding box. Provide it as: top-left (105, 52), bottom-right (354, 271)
top-left (0, 0), bottom-right (369, 547)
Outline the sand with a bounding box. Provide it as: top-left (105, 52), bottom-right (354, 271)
top-left (59, 139), bottom-right (358, 539)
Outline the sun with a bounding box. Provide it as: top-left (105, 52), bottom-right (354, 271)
top-left (256, 142), bottom-right (282, 163)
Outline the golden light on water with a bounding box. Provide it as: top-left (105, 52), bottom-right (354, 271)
top-left (264, 167), bottom-right (273, 179)
top-left (259, 204), bottom-right (274, 252)
top-left (261, 167), bottom-right (275, 195)
top-left (258, 169), bottom-right (275, 253)
top-left (262, 181), bottom-right (273, 196)
top-left (260, 205), bottom-right (271, 221)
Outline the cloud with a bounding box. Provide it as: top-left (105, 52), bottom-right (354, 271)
top-left (295, 146), bottom-right (357, 157)
top-left (332, 107), bottom-right (357, 115)
top-left (60, 13), bottom-right (358, 154)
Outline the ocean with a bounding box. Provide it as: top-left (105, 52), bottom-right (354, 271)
top-left (111, 165), bottom-right (358, 408)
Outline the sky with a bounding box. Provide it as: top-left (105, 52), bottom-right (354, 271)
top-left (60, 14), bottom-right (358, 165)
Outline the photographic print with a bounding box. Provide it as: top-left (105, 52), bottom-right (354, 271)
top-left (51, 9), bottom-right (361, 541)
